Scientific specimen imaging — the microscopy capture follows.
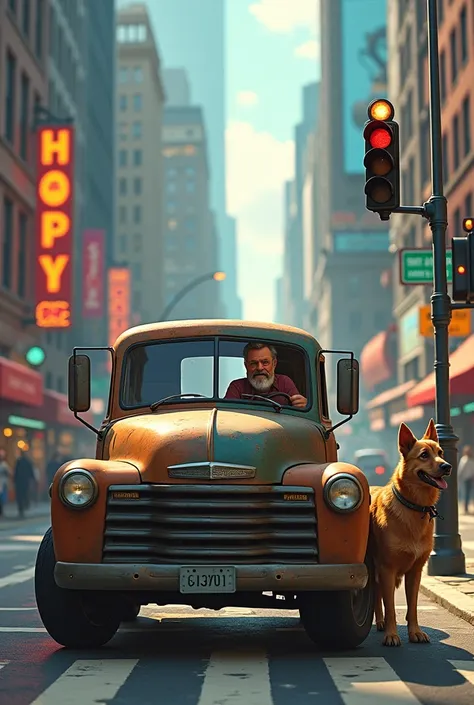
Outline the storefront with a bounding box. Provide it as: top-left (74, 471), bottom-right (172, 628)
top-left (407, 334), bottom-right (474, 447)
top-left (43, 389), bottom-right (97, 462)
top-left (0, 356), bottom-right (46, 499)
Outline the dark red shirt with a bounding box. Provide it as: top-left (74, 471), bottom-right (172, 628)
top-left (224, 374), bottom-right (299, 406)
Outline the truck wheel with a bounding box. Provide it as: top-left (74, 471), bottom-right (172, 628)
top-left (299, 556), bottom-right (375, 650)
top-left (120, 598), bottom-right (141, 622)
top-left (35, 527), bottom-right (121, 649)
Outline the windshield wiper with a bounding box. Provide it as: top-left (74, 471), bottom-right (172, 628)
top-left (150, 393), bottom-right (208, 411)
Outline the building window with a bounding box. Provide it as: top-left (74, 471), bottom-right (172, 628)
top-left (133, 205), bottom-right (141, 223)
top-left (119, 206), bottom-right (127, 224)
top-left (18, 212), bottom-right (27, 298)
top-left (2, 198), bottom-right (14, 290)
top-left (119, 95), bottom-right (127, 111)
top-left (117, 24), bottom-right (147, 43)
top-left (133, 94), bottom-right (142, 111)
top-left (119, 67), bottom-right (128, 83)
top-left (134, 67), bottom-right (143, 82)
top-left (132, 263), bottom-right (142, 281)
top-left (119, 178), bottom-right (127, 195)
top-left (133, 149), bottom-right (142, 166)
top-left (133, 177), bottom-right (142, 195)
top-left (462, 96), bottom-right (471, 157)
top-left (460, 5), bottom-right (468, 64)
top-left (119, 235), bottom-right (127, 253)
top-left (118, 122), bottom-right (128, 140)
top-left (166, 201), bottom-right (176, 213)
top-left (166, 182), bottom-right (176, 194)
top-left (132, 121), bottom-right (142, 138)
top-left (119, 149), bottom-right (127, 167)
top-left (185, 167), bottom-right (195, 177)
top-left (440, 50), bottom-right (446, 103)
top-left (185, 216), bottom-right (195, 231)
top-left (5, 51), bottom-right (16, 144)
top-left (465, 192), bottom-right (472, 218)
top-left (22, 0), bottom-right (30, 35)
top-left (453, 114), bottom-right (460, 170)
top-left (168, 219), bottom-right (178, 230)
top-left (166, 168), bottom-right (177, 179)
top-left (133, 233), bottom-right (141, 251)
top-left (450, 28), bottom-right (457, 83)
top-left (185, 181), bottom-right (195, 194)
top-left (20, 73), bottom-right (30, 161)
top-left (35, 0), bottom-right (44, 58)
top-left (442, 133), bottom-right (449, 184)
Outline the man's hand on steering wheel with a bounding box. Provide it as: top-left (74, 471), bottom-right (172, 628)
top-left (290, 394), bottom-right (307, 408)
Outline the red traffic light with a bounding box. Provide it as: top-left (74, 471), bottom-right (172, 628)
top-left (457, 265), bottom-right (466, 274)
top-left (369, 128), bottom-right (392, 149)
top-left (463, 218), bottom-right (474, 232)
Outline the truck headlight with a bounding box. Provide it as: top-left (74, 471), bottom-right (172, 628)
top-left (324, 473), bottom-right (363, 513)
top-left (59, 469), bottom-right (98, 509)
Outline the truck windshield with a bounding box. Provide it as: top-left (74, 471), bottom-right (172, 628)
top-left (120, 338), bottom-right (309, 410)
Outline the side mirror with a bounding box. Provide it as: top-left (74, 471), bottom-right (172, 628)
top-left (68, 354), bottom-right (91, 413)
top-left (336, 358), bottom-right (359, 416)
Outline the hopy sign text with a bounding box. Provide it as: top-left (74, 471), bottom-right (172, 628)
top-left (35, 126), bottom-right (75, 328)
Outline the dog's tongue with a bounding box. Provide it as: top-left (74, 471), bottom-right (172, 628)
top-left (433, 476), bottom-right (448, 490)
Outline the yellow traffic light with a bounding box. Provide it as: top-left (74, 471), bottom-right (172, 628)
top-left (213, 271), bottom-right (226, 281)
top-left (463, 217), bottom-right (474, 232)
top-left (368, 99), bottom-right (394, 122)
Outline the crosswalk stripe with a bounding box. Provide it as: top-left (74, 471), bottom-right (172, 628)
top-left (0, 567), bottom-right (35, 590)
top-left (197, 650), bottom-right (272, 705)
top-left (448, 660), bottom-right (474, 686)
top-left (323, 657), bottom-right (422, 704)
top-left (0, 660), bottom-right (9, 671)
top-left (30, 659), bottom-right (139, 705)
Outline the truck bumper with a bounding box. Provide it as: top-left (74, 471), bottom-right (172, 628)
top-left (54, 562), bottom-right (368, 592)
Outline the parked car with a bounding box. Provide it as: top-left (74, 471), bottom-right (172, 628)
top-left (353, 448), bottom-right (391, 486)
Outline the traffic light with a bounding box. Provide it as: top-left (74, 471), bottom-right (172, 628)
top-left (363, 99), bottom-right (400, 220)
top-left (452, 217), bottom-right (474, 303)
top-left (25, 346), bottom-right (46, 367)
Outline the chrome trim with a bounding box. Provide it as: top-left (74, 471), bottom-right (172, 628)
top-left (58, 469), bottom-right (98, 509)
top-left (167, 461), bottom-right (256, 480)
top-left (323, 473), bottom-right (364, 513)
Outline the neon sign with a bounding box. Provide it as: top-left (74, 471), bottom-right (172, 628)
top-left (35, 126), bottom-right (75, 328)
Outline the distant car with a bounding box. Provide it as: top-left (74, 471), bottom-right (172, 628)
top-left (353, 448), bottom-right (391, 486)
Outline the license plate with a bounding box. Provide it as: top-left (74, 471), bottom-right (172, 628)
top-left (179, 566), bottom-right (236, 594)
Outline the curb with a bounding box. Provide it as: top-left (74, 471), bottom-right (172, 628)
top-left (0, 509), bottom-right (51, 532)
top-left (420, 575), bottom-right (474, 626)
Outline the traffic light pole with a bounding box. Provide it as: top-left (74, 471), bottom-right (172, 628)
top-left (424, 0), bottom-right (465, 576)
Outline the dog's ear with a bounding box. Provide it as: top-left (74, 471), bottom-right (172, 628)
top-left (398, 422), bottom-right (417, 456)
top-left (423, 418), bottom-right (438, 442)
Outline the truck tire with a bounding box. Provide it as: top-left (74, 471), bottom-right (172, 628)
top-left (119, 598), bottom-right (141, 622)
top-left (298, 555), bottom-right (375, 650)
top-left (35, 527), bottom-right (121, 649)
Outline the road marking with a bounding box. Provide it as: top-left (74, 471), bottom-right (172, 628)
top-left (448, 661), bottom-right (474, 686)
top-left (0, 660), bottom-right (9, 670)
top-left (0, 567), bottom-right (35, 590)
top-left (0, 545), bottom-right (40, 552)
top-left (11, 535), bottom-right (43, 542)
top-left (30, 659), bottom-right (139, 705)
top-left (197, 650), bottom-right (272, 705)
top-left (323, 657), bottom-right (421, 704)
top-left (0, 627), bottom-right (46, 632)
top-left (0, 607), bottom-right (36, 611)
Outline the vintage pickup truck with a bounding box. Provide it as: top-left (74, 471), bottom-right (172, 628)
top-left (35, 320), bottom-right (374, 649)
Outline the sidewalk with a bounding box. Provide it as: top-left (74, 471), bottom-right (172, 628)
top-left (420, 560), bottom-right (474, 627)
top-left (0, 501), bottom-right (51, 530)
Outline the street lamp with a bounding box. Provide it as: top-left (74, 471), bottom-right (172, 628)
top-left (159, 271), bottom-right (226, 321)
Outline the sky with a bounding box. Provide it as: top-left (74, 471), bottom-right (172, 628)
top-left (226, 0), bottom-right (320, 320)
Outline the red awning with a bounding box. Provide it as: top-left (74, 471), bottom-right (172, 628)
top-left (0, 357), bottom-right (43, 407)
top-left (43, 389), bottom-right (95, 427)
top-left (360, 327), bottom-right (395, 391)
top-left (366, 379), bottom-right (417, 410)
top-left (407, 334), bottom-right (474, 407)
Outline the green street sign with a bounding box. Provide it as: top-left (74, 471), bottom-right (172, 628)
top-left (400, 248), bottom-right (452, 284)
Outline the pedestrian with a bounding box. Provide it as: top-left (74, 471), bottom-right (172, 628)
top-left (13, 448), bottom-right (35, 519)
top-left (458, 444), bottom-right (474, 514)
top-left (0, 449), bottom-right (11, 517)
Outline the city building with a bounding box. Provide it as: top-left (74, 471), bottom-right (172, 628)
top-left (123, 0), bottom-right (241, 318)
top-left (116, 3), bottom-right (166, 325)
top-left (365, 0), bottom-right (474, 447)
top-left (309, 0), bottom-right (393, 450)
top-left (162, 103), bottom-right (221, 320)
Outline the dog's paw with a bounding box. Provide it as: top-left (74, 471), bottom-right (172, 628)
top-left (382, 632), bottom-right (402, 647)
top-left (376, 619), bottom-right (385, 632)
top-left (408, 629), bottom-right (430, 644)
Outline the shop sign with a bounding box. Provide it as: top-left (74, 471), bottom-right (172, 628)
top-left (82, 229), bottom-right (105, 318)
top-left (108, 267), bottom-right (131, 347)
top-left (35, 125), bottom-right (75, 329)
top-left (419, 304), bottom-right (471, 338)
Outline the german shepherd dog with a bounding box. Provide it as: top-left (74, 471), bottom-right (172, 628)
top-left (369, 419), bottom-right (451, 646)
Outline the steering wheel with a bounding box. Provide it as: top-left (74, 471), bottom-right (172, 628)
top-left (265, 392), bottom-right (292, 403)
top-left (241, 392), bottom-right (292, 412)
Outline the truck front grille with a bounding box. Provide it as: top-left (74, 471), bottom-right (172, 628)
top-left (102, 484), bottom-right (318, 565)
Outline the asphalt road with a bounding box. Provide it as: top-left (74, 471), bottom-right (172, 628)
top-left (0, 516), bottom-right (473, 705)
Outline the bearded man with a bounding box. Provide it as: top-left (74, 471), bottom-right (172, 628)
top-left (224, 342), bottom-right (307, 408)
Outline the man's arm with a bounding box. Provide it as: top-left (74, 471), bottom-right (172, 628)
top-left (280, 375), bottom-right (307, 408)
top-left (224, 380), bottom-right (242, 399)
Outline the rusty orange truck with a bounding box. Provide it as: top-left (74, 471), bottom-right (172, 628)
top-left (35, 320), bottom-right (374, 649)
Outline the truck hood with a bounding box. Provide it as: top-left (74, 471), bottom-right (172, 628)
top-left (103, 407), bottom-right (327, 484)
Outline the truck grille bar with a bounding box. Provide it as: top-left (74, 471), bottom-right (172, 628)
top-left (102, 484), bottom-right (318, 565)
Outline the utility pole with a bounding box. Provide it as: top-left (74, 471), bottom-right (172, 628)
top-left (362, 0), bottom-right (468, 576)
